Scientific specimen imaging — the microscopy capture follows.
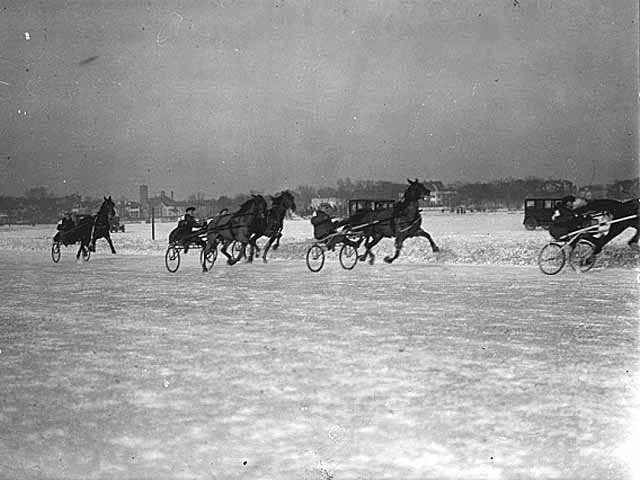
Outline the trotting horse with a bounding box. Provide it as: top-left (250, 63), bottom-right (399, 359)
top-left (202, 194), bottom-right (267, 270)
top-left (61, 196), bottom-right (116, 259)
top-left (247, 190), bottom-right (296, 263)
top-left (341, 179), bottom-right (439, 264)
top-left (574, 198), bottom-right (639, 253)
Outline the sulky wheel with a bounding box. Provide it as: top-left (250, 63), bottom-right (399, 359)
top-left (200, 246), bottom-right (217, 271)
top-left (165, 245), bottom-right (181, 273)
top-left (537, 242), bottom-right (566, 275)
top-left (306, 244), bottom-right (325, 272)
top-left (569, 240), bottom-right (596, 273)
top-left (51, 243), bottom-right (61, 263)
top-left (339, 244), bottom-right (358, 270)
top-left (231, 240), bottom-right (244, 262)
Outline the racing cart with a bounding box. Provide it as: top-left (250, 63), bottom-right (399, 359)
top-left (537, 209), bottom-right (637, 275)
top-left (165, 227), bottom-right (216, 273)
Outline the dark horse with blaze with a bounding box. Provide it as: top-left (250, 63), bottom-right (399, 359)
top-left (202, 194), bottom-right (267, 271)
top-left (55, 196), bottom-right (117, 259)
top-left (247, 190), bottom-right (296, 263)
top-left (341, 179), bottom-right (439, 264)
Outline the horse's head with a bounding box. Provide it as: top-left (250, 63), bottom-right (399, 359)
top-left (405, 179), bottom-right (430, 202)
top-left (275, 190), bottom-right (296, 213)
top-left (100, 196), bottom-right (116, 219)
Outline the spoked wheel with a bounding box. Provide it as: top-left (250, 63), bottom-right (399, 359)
top-left (306, 244), bottom-right (325, 272)
top-left (569, 240), bottom-right (596, 273)
top-left (231, 241), bottom-right (244, 262)
top-left (200, 247), bottom-right (217, 271)
top-left (81, 246), bottom-right (91, 262)
top-left (537, 242), bottom-right (566, 275)
top-left (165, 245), bottom-right (181, 273)
top-left (339, 244), bottom-right (358, 270)
top-left (51, 243), bottom-right (61, 263)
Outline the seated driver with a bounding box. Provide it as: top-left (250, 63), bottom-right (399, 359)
top-left (169, 206), bottom-right (207, 253)
top-left (549, 195), bottom-right (587, 241)
top-left (310, 209), bottom-right (360, 251)
top-left (54, 212), bottom-right (76, 244)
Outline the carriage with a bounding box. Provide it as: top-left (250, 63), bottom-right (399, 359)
top-left (51, 197), bottom-right (117, 263)
top-left (164, 201), bottom-right (265, 273)
top-left (537, 200), bottom-right (639, 275)
top-left (51, 222), bottom-right (92, 263)
top-left (305, 198), bottom-right (395, 272)
top-left (164, 227), bottom-right (220, 273)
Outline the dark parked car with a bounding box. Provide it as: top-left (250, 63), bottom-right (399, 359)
top-left (110, 216), bottom-right (125, 233)
top-left (523, 197), bottom-right (565, 230)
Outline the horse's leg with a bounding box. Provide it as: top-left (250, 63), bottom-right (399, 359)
top-left (384, 235), bottom-right (406, 263)
top-left (219, 239), bottom-right (235, 265)
top-left (628, 222), bottom-right (639, 247)
top-left (76, 243), bottom-right (84, 260)
top-left (201, 234), bottom-right (216, 272)
top-left (272, 232), bottom-right (282, 251)
top-left (105, 233), bottom-right (116, 254)
top-left (261, 235), bottom-right (276, 263)
top-left (362, 235), bottom-right (382, 264)
top-left (416, 228), bottom-right (439, 252)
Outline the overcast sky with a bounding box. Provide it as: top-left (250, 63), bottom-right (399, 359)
top-left (1, 0), bottom-right (637, 199)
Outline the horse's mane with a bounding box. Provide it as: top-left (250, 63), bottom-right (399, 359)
top-left (237, 197), bottom-right (256, 213)
top-left (237, 195), bottom-right (265, 214)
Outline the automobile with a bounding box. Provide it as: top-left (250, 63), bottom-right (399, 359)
top-left (347, 198), bottom-right (396, 216)
top-left (523, 197), bottom-right (566, 230)
top-left (110, 215), bottom-right (125, 233)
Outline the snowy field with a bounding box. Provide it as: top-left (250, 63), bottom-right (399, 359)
top-left (1, 212), bottom-right (639, 479)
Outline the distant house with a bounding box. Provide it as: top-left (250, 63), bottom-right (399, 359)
top-left (311, 197), bottom-right (340, 209)
top-left (608, 178), bottom-right (639, 200)
top-left (423, 181), bottom-right (457, 207)
top-left (578, 184), bottom-right (608, 200)
top-left (149, 191), bottom-right (187, 221)
top-left (116, 200), bottom-right (143, 219)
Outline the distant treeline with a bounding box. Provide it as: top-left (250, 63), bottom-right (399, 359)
top-left (1, 177), bottom-right (638, 222)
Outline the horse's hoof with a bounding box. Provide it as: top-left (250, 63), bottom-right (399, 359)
top-left (383, 257), bottom-right (392, 264)
top-left (368, 258), bottom-right (375, 265)
top-left (433, 246), bottom-right (440, 253)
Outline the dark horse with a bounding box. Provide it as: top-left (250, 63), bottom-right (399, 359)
top-left (341, 179), bottom-right (439, 264)
top-left (57, 196), bottom-right (117, 259)
top-left (202, 194), bottom-right (267, 270)
top-left (574, 198), bottom-right (639, 253)
top-left (247, 190), bottom-right (296, 263)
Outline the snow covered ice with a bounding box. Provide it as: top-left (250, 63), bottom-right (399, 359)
top-left (0, 211), bottom-right (638, 479)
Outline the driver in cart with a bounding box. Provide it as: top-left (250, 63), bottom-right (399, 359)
top-left (169, 206), bottom-right (207, 253)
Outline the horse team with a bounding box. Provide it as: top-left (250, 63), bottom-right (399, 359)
top-left (51, 180), bottom-right (640, 272)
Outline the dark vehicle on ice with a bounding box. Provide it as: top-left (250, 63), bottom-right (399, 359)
top-left (523, 197), bottom-right (566, 230)
top-left (110, 215), bottom-right (125, 233)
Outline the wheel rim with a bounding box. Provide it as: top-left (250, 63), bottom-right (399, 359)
top-left (200, 247), bottom-right (217, 270)
top-left (231, 241), bottom-right (243, 261)
top-left (570, 241), bottom-right (596, 273)
top-left (306, 244), bottom-right (325, 272)
top-left (339, 244), bottom-right (358, 270)
top-left (538, 242), bottom-right (565, 275)
top-left (165, 246), bottom-right (181, 273)
top-left (51, 243), bottom-right (61, 263)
